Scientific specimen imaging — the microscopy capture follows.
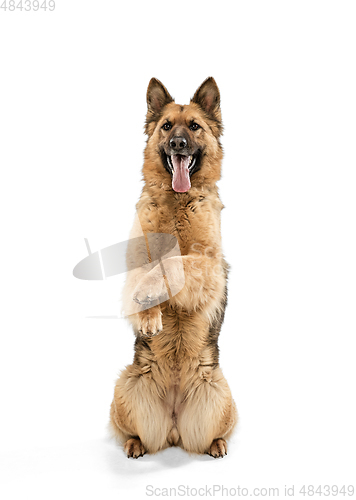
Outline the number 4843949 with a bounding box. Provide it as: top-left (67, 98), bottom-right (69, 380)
top-left (0, 1), bottom-right (55, 10)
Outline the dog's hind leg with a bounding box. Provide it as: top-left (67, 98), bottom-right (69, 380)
top-left (109, 363), bottom-right (172, 457)
top-left (177, 365), bottom-right (237, 457)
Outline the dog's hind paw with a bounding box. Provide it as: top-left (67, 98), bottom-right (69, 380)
top-left (124, 438), bottom-right (146, 459)
top-left (208, 438), bottom-right (227, 458)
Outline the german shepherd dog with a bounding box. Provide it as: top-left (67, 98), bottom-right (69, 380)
top-left (109, 77), bottom-right (237, 458)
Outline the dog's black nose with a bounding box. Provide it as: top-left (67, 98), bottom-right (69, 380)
top-left (170, 136), bottom-right (187, 151)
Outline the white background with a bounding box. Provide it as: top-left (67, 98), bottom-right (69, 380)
top-left (0, 1), bottom-right (355, 498)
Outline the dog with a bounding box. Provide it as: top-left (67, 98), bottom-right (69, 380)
top-left (109, 77), bottom-right (237, 458)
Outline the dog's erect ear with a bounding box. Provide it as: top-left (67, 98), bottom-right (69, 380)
top-left (191, 77), bottom-right (221, 122)
top-left (145, 78), bottom-right (173, 133)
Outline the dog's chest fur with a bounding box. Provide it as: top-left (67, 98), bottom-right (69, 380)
top-left (138, 187), bottom-right (223, 255)
top-left (134, 187), bottom-right (226, 381)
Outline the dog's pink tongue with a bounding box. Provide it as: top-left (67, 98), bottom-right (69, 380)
top-left (171, 155), bottom-right (191, 193)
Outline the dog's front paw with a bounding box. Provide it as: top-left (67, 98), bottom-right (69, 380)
top-left (136, 306), bottom-right (163, 337)
top-left (133, 268), bottom-right (167, 306)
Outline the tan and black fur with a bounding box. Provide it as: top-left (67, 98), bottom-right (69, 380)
top-left (109, 77), bottom-right (237, 458)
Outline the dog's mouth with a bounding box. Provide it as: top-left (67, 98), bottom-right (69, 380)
top-left (167, 154), bottom-right (196, 173)
top-left (168, 155), bottom-right (194, 193)
top-left (162, 153), bottom-right (200, 193)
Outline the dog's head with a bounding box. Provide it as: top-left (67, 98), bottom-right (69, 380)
top-left (143, 78), bottom-right (223, 193)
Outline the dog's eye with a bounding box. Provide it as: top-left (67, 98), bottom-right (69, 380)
top-left (162, 123), bottom-right (172, 131)
top-left (190, 123), bottom-right (200, 131)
